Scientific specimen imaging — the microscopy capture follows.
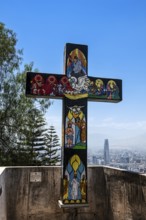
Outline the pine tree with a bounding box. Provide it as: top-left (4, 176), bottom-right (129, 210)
top-left (41, 126), bottom-right (61, 165)
top-left (17, 108), bottom-right (48, 165)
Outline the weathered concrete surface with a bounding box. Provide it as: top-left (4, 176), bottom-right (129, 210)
top-left (0, 166), bottom-right (146, 220)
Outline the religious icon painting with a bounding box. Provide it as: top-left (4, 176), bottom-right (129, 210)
top-left (26, 73), bottom-right (46, 96)
top-left (88, 78), bottom-right (105, 97)
top-left (66, 48), bottom-right (87, 78)
top-left (26, 72), bottom-right (122, 103)
top-left (87, 76), bottom-right (122, 102)
top-left (26, 72), bottom-right (62, 97)
top-left (63, 43), bottom-right (90, 99)
top-left (65, 43), bottom-right (88, 78)
top-left (106, 80), bottom-right (120, 100)
top-left (64, 98), bottom-right (87, 150)
top-left (63, 153), bottom-right (87, 204)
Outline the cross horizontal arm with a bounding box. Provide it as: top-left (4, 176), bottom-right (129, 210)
top-left (26, 72), bottom-right (122, 103)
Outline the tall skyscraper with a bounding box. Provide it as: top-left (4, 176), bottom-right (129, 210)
top-left (92, 156), bottom-right (97, 164)
top-left (104, 139), bottom-right (110, 165)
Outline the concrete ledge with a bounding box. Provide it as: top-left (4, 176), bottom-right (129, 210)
top-left (0, 166), bottom-right (146, 220)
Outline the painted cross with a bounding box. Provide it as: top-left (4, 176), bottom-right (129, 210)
top-left (26, 43), bottom-right (122, 206)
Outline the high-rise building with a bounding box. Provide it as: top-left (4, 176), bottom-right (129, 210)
top-left (104, 139), bottom-right (110, 165)
top-left (92, 156), bottom-right (97, 164)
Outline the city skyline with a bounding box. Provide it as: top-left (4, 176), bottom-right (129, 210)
top-left (1, 0), bottom-right (146, 150)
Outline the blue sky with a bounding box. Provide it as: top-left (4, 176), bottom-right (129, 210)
top-left (1, 0), bottom-right (146, 150)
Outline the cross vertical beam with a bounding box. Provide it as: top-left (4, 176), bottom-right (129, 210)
top-left (62, 44), bottom-right (88, 205)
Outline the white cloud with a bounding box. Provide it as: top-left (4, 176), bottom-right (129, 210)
top-left (89, 116), bottom-right (146, 132)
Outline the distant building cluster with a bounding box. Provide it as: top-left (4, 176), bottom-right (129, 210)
top-left (88, 139), bottom-right (146, 174)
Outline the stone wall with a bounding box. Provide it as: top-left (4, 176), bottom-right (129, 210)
top-left (0, 166), bottom-right (146, 220)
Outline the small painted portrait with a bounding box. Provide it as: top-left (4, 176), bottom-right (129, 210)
top-left (59, 76), bottom-right (73, 94)
top-left (63, 154), bottom-right (87, 204)
top-left (106, 80), bottom-right (120, 100)
top-left (45, 76), bottom-right (58, 95)
top-left (65, 105), bottom-right (86, 149)
top-left (67, 49), bottom-right (87, 79)
top-left (31, 74), bottom-right (46, 95)
top-left (95, 79), bottom-right (105, 95)
top-left (65, 121), bottom-right (74, 148)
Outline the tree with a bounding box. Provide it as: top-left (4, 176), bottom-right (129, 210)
top-left (0, 22), bottom-right (22, 165)
top-left (17, 108), bottom-right (48, 165)
top-left (41, 126), bottom-right (61, 165)
top-left (0, 23), bottom-right (51, 165)
top-left (0, 22), bottom-right (22, 90)
top-left (0, 64), bottom-right (37, 165)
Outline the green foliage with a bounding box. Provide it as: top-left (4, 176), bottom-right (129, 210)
top-left (0, 23), bottom-right (54, 166)
top-left (41, 126), bottom-right (61, 165)
top-left (17, 109), bottom-right (48, 165)
top-left (0, 23), bottom-right (22, 164)
top-left (0, 22), bottom-right (22, 89)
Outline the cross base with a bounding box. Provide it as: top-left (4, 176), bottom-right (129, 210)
top-left (58, 200), bottom-right (89, 208)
